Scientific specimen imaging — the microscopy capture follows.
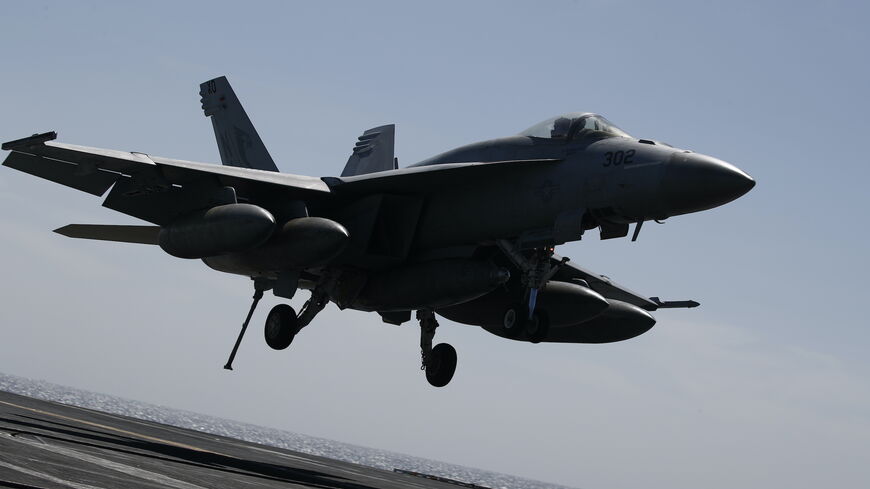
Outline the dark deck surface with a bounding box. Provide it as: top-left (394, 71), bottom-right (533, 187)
top-left (0, 390), bottom-right (458, 489)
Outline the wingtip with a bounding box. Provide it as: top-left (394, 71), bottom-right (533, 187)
top-left (2, 131), bottom-right (57, 151)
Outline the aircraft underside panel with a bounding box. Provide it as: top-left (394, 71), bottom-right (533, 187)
top-left (332, 193), bottom-right (424, 269)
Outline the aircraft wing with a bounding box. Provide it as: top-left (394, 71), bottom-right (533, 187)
top-left (2, 132), bottom-right (330, 225)
top-left (551, 255), bottom-right (661, 311)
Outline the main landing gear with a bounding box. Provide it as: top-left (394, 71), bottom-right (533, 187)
top-left (263, 288), bottom-right (329, 351)
top-left (264, 304), bottom-right (296, 350)
top-left (223, 282), bottom-right (459, 388)
top-left (223, 283), bottom-right (328, 370)
top-left (418, 310), bottom-right (457, 388)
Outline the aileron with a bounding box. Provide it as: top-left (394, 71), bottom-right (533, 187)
top-left (3, 151), bottom-right (118, 196)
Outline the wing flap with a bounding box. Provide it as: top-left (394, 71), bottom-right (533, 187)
top-left (54, 224), bottom-right (160, 245)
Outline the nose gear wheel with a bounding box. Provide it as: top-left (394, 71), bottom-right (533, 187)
top-left (425, 343), bottom-right (457, 388)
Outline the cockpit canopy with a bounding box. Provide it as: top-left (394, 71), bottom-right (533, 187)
top-left (519, 112), bottom-right (631, 140)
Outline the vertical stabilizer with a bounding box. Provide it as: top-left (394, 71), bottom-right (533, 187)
top-left (200, 76), bottom-right (279, 172)
top-left (341, 125), bottom-right (397, 177)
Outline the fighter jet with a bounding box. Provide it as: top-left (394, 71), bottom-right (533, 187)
top-left (2, 76), bottom-right (754, 387)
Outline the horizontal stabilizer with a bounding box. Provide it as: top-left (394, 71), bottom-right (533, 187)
top-left (54, 224), bottom-right (160, 245)
top-left (341, 125), bottom-right (396, 177)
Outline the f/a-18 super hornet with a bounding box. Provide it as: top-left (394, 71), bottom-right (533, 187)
top-left (2, 76), bottom-right (754, 387)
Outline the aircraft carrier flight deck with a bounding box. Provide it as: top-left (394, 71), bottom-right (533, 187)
top-left (0, 390), bottom-right (466, 489)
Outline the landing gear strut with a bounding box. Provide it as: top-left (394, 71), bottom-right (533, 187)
top-left (296, 288), bottom-right (329, 330)
top-left (223, 282), bottom-right (330, 370)
top-left (418, 310), bottom-right (457, 387)
top-left (223, 286), bottom-right (265, 370)
top-left (262, 287), bottom-right (329, 351)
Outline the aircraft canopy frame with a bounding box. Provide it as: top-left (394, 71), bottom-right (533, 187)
top-left (519, 113), bottom-right (632, 140)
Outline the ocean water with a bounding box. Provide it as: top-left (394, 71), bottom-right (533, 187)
top-left (0, 373), bottom-right (576, 489)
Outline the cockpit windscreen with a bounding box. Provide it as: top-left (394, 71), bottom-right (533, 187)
top-left (519, 113), bottom-right (631, 140)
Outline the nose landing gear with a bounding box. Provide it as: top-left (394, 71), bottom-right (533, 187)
top-left (417, 310), bottom-right (457, 387)
top-left (426, 343), bottom-right (457, 388)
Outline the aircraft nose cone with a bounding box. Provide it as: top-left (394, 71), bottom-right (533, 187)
top-left (661, 152), bottom-right (755, 216)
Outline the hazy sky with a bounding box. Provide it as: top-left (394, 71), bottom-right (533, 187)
top-left (1, 1), bottom-right (868, 488)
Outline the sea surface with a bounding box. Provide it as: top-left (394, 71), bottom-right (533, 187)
top-left (0, 373), bottom-right (576, 489)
